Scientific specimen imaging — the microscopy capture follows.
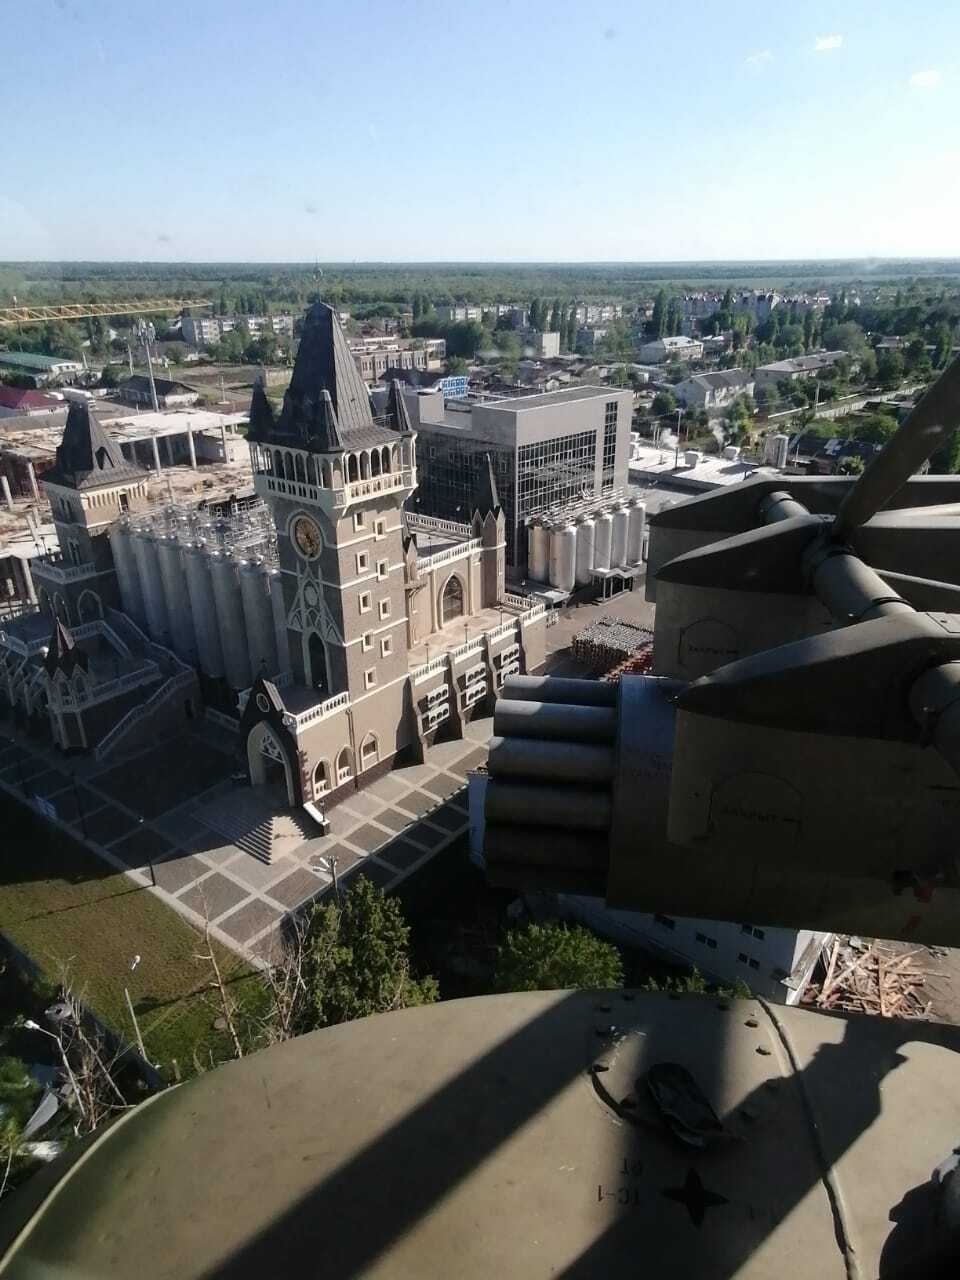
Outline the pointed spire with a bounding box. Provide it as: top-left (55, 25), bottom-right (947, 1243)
top-left (248, 381), bottom-right (276, 440)
top-left (472, 453), bottom-right (501, 519)
top-left (43, 618), bottom-right (87, 677)
top-left (316, 389), bottom-right (344, 453)
top-left (44, 402), bottom-right (146, 491)
top-left (385, 380), bottom-right (413, 434)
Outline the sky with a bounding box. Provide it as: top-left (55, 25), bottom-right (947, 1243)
top-left (4, 0), bottom-right (960, 263)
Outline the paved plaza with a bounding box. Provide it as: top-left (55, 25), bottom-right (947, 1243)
top-left (0, 718), bottom-right (492, 964)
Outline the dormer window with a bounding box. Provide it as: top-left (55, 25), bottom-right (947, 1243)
top-left (95, 446), bottom-right (113, 470)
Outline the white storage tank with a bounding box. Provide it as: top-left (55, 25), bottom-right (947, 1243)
top-left (157, 536), bottom-right (196, 662)
top-left (723, 445), bottom-right (741, 461)
top-left (627, 500), bottom-right (646, 564)
top-left (109, 521), bottom-right (146, 628)
top-left (611, 504), bottom-right (629, 567)
top-left (528, 521), bottom-right (549, 582)
top-left (764, 433), bottom-right (790, 468)
top-left (131, 532), bottom-right (169, 646)
top-left (552, 522), bottom-right (577, 593)
top-left (594, 511), bottom-right (613, 571)
top-left (574, 517), bottom-right (596, 586)
top-left (240, 559), bottom-right (279, 677)
top-left (184, 543), bottom-right (224, 678)
top-left (684, 449), bottom-right (700, 469)
top-left (210, 552), bottom-right (252, 691)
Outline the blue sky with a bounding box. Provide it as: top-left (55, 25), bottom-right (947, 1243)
top-left (5, 0), bottom-right (959, 262)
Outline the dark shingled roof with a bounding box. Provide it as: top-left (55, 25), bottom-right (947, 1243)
top-left (248, 303), bottom-right (399, 452)
top-left (43, 402), bottom-right (147, 491)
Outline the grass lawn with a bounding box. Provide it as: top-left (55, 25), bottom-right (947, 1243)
top-left (0, 805), bottom-right (267, 1081)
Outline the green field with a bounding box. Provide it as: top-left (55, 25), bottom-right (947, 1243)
top-left (0, 814), bottom-right (266, 1080)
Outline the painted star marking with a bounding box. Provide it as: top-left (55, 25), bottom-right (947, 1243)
top-left (661, 1168), bottom-right (729, 1226)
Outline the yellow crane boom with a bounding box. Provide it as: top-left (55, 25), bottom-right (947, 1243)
top-left (0, 299), bottom-right (212, 327)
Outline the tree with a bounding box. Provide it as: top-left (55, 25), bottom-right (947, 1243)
top-left (495, 922), bottom-right (623, 992)
top-left (549, 299), bottom-right (562, 333)
top-left (99, 364), bottom-right (121, 388)
top-left (838, 454), bottom-right (865, 475)
top-left (877, 351), bottom-right (905, 390)
top-left (298, 878), bottom-right (438, 1031)
top-left (649, 289), bottom-right (667, 338)
top-left (446, 355), bottom-right (469, 375)
top-left (847, 411), bottom-right (898, 445)
top-left (652, 390), bottom-right (677, 417)
top-left (529, 298), bottom-right (544, 331)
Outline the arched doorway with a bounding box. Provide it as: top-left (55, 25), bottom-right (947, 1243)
top-left (440, 574), bottom-right (465, 626)
top-left (246, 721), bottom-right (295, 805)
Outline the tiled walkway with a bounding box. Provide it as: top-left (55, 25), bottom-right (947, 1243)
top-left (0, 718), bottom-right (492, 965)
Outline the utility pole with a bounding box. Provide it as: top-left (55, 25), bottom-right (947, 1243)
top-left (136, 318), bottom-right (160, 412)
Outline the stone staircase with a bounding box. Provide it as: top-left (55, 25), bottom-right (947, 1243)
top-left (193, 790), bottom-right (317, 864)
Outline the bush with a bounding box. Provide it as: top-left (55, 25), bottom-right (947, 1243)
top-left (495, 923), bottom-right (624, 992)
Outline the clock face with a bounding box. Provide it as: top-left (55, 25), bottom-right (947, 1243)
top-left (292, 515), bottom-right (322, 559)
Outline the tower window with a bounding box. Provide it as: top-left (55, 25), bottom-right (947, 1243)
top-left (377, 559), bottom-right (389, 580)
top-left (119, 493), bottom-right (129, 513)
top-left (375, 519), bottom-right (386, 539)
top-left (361, 632), bottom-right (374, 652)
top-left (353, 511), bottom-right (366, 531)
top-left (356, 552), bottom-right (369, 574)
top-left (359, 591), bottom-right (372, 614)
top-left (378, 598), bottom-right (391, 620)
top-left (364, 668), bottom-right (377, 689)
top-left (380, 636), bottom-right (393, 657)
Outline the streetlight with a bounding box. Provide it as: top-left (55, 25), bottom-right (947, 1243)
top-left (24, 1019), bottom-right (86, 1123)
top-left (313, 855), bottom-right (340, 903)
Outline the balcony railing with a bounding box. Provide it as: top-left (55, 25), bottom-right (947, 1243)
top-left (283, 690), bottom-right (350, 733)
top-left (32, 555), bottom-right (101, 584)
top-left (418, 538), bottom-right (481, 572)
top-left (406, 512), bottom-right (473, 539)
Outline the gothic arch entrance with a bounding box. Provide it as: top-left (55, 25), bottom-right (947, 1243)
top-left (246, 721), bottom-right (296, 806)
top-left (440, 573), bottom-right (465, 626)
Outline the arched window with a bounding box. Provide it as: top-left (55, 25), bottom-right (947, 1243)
top-left (360, 733), bottom-right (379, 769)
top-left (308, 633), bottom-right (327, 692)
top-left (285, 451), bottom-right (294, 481)
top-left (313, 759), bottom-right (331, 795)
top-left (440, 574), bottom-right (464, 625)
top-left (360, 452), bottom-right (371, 480)
top-left (370, 449), bottom-right (381, 477)
top-left (322, 460), bottom-right (333, 489)
top-left (306, 456), bottom-right (318, 487)
top-left (336, 747), bottom-right (353, 785)
top-left (348, 454), bottom-right (359, 483)
top-left (295, 454), bottom-right (307, 484)
top-left (392, 444), bottom-right (401, 471)
top-left (381, 446), bottom-right (391, 474)
top-left (77, 590), bottom-right (102, 622)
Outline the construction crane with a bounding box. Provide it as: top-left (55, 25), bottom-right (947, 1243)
top-left (0, 298), bottom-right (212, 328)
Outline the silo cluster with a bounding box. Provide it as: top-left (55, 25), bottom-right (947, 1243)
top-left (108, 502), bottom-right (285, 690)
top-left (528, 497), bottom-right (646, 592)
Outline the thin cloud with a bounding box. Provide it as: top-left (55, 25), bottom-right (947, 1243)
top-left (908, 68), bottom-right (941, 89)
top-left (745, 49), bottom-right (772, 66)
top-left (814, 34), bottom-right (843, 52)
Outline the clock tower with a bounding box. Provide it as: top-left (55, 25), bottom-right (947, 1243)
top-left (247, 304), bottom-right (417, 702)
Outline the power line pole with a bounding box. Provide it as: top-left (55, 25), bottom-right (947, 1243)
top-left (136, 318), bottom-right (160, 412)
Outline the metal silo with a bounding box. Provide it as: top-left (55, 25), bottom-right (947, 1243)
top-left (611, 503), bottom-right (629, 567)
top-left (594, 511), bottom-right (613, 571)
top-left (131, 530), bottom-right (169, 646)
top-left (240, 559), bottom-right (279, 678)
top-left (575, 517), bottom-right (596, 586)
top-left (529, 521), bottom-right (550, 582)
top-left (184, 543), bottom-right (224, 678)
top-left (554, 523), bottom-right (576, 593)
top-left (157, 535), bottom-right (196, 662)
top-left (210, 552), bottom-right (252, 690)
top-left (627, 500), bottom-right (646, 564)
top-left (109, 521), bottom-right (145, 628)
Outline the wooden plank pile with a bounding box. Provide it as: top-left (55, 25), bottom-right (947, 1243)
top-left (805, 936), bottom-right (932, 1020)
top-left (602, 647), bottom-right (655, 683)
top-left (571, 617), bottom-right (654, 673)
